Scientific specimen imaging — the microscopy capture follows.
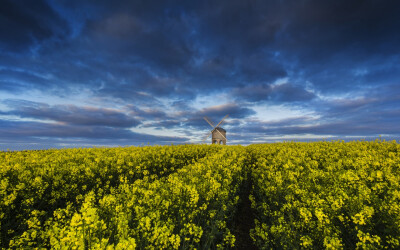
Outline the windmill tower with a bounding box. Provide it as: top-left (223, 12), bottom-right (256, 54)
top-left (202, 115), bottom-right (228, 145)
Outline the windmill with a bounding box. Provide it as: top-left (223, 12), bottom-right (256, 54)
top-left (202, 115), bottom-right (228, 145)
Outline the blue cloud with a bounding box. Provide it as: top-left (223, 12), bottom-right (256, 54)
top-left (3, 100), bottom-right (141, 127)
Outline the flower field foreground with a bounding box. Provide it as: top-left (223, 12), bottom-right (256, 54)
top-left (0, 145), bottom-right (225, 248)
top-left (248, 140), bottom-right (400, 249)
top-left (0, 140), bottom-right (399, 249)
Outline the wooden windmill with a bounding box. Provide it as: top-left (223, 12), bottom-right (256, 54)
top-left (202, 115), bottom-right (228, 145)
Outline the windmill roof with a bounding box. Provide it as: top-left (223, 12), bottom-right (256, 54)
top-left (214, 127), bottom-right (226, 132)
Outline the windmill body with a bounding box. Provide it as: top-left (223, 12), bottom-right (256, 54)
top-left (202, 115), bottom-right (228, 144)
top-left (212, 127), bottom-right (226, 145)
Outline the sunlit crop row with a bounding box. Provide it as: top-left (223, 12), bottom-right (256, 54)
top-left (0, 145), bottom-right (222, 248)
top-left (32, 146), bottom-right (246, 249)
top-left (248, 140), bottom-right (400, 249)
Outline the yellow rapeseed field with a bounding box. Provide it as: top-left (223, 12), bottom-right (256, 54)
top-left (0, 141), bottom-right (399, 249)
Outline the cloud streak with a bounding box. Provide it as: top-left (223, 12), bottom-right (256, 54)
top-left (3, 100), bottom-right (140, 128)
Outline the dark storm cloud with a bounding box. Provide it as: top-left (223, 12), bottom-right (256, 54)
top-left (0, 0), bottom-right (288, 100)
top-left (0, 0), bottom-right (69, 52)
top-left (198, 103), bottom-right (256, 119)
top-left (194, 1), bottom-right (282, 52)
top-left (286, 1), bottom-right (400, 57)
top-left (2, 0), bottom-right (400, 97)
top-left (2, 0), bottom-right (396, 99)
top-left (232, 83), bottom-right (316, 103)
top-left (89, 12), bottom-right (193, 71)
top-left (275, 0), bottom-right (400, 94)
top-left (3, 100), bottom-right (140, 128)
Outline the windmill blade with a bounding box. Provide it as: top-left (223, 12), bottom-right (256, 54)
top-left (203, 117), bottom-right (215, 128)
top-left (202, 129), bottom-right (214, 143)
top-left (214, 114), bottom-right (229, 142)
top-left (215, 114), bottom-right (229, 128)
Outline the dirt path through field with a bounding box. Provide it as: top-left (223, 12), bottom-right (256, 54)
top-left (232, 177), bottom-right (257, 249)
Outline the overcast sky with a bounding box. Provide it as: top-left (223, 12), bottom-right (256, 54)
top-left (1, 0), bottom-right (399, 150)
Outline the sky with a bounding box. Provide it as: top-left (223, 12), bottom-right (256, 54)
top-left (0, 0), bottom-right (399, 150)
